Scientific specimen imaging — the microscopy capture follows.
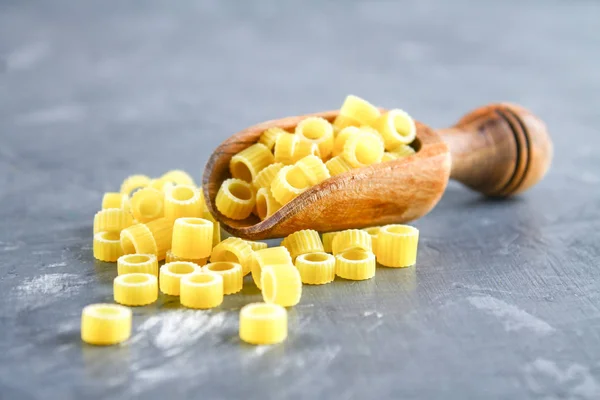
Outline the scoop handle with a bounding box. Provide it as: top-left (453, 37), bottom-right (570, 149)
top-left (436, 103), bottom-right (552, 197)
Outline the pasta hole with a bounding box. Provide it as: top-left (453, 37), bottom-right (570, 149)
top-left (171, 186), bottom-right (195, 201)
top-left (341, 249), bottom-right (369, 261)
top-left (125, 254), bottom-right (151, 264)
top-left (303, 253), bottom-right (329, 262)
top-left (167, 262), bottom-right (196, 274)
top-left (300, 119), bottom-right (326, 140)
top-left (286, 167), bottom-right (310, 190)
top-left (139, 197), bottom-right (162, 218)
top-left (393, 113), bottom-right (414, 138)
top-left (385, 225), bottom-right (416, 235)
top-left (93, 305), bottom-right (123, 317)
top-left (355, 139), bottom-right (381, 165)
top-left (121, 235), bottom-right (135, 254)
top-left (122, 274), bottom-right (151, 284)
top-left (231, 161), bottom-right (253, 182)
top-left (187, 274), bottom-right (216, 284)
top-left (262, 270), bottom-right (275, 301)
top-left (256, 193), bottom-right (268, 220)
top-left (181, 218), bottom-right (210, 226)
top-left (248, 304), bottom-right (277, 317)
top-left (101, 232), bottom-right (120, 241)
top-left (228, 182), bottom-right (252, 201)
top-left (208, 262), bottom-right (237, 272)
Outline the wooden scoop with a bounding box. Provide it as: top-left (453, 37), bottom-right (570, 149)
top-left (202, 103), bottom-right (552, 240)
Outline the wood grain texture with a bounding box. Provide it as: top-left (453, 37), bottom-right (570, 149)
top-left (203, 104), bottom-right (552, 239)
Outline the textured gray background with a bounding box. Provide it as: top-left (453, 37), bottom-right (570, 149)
top-left (1, 1), bottom-right (599, 399)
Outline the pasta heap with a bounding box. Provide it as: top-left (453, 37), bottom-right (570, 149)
top-left (215, 94), bottom-right (416, 221)
top-left (85, 95), bottom-right (422, 346)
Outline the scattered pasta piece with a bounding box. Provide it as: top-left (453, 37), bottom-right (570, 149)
top-left (145, 218), bottom-right (174, 261)
top-left (239, 303), bottom-right (287, 345)
top-left (373, 109), bottom-right (416, 150)
top-left (295, 252), bottom-right (335, 285)
top-left (159, 261), bottom-right (201, 296)
top-left (203, 262), bottom-right (243, 295)
top-left (93, 231), bottom-right (123, 262)
top-left (250, 246), bottom-right (293, 289)
top-left (261, 265), bottom-right (302, 307)
top-left (93, 208), bottom-right (134, 234)
top-left (81, 304), bottom-right (132, 346)
top-left (113, 273), bottom-right (158, 306)
top-left (325, 156), bottom-right (353, 176)
top-left (101, 192), bottom-right (129, 210)
top-left (180, 272), bottom-right (224, 309)
top-left (172, 217), bottom-right (213, 259)
top-left (321, 231), bottom-right (339, 253)
top-left (336, 95), bottom-right (381, 127)
top-left (130, 187), bottom-right (164, 223)
top-left (117, 254), bottom-right (158, 276)
top-left (335, 249), bottom-right (376, 280)
top-left (164, 185), bottom-right (203, 221)
top-left (273, 133), bottom-right (299, 165)
top-left (252, 163), bottom-right (285, 190)
top-left (161, 170), bottom-right (195, 186)
top-left (120, 224), bottom-right (157, 256)
top-left (295, 117), bottom-right (334, 158)
top-left (331, 229), bottom-right (372, 255)
top-left (165, 249), bottom-right (208, 266)
top-left (342, 129), bottom-right (384, 168)
top-left (216, 178), bottom-right (255, 220)
top-left (245, 240), bottom-right (268, 251)
top-left (202, 209), bottom-right (221, 247)
top-left (211, 237), bottom-right (254, 275)
top-left (270, 165), bottom-right (310, 205)
top-left (230, 143), bottom-right (275, 183)
top-left (255, 188), bottom-right (282, 220)
top-left (259, 127), bottom-right (286, 151)
top-left (120, 174), bottom-right (151, 196)
top-left (376, 224), bottom-right (419, 268)
top-left (295, 155), bottom-right (330, 186)
top-left (283, 229), bottom-right (324, 260)
top-left (362, 226), bottom-right (381, 254)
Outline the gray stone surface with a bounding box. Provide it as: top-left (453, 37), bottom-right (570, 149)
top-left (1, 0), bottom-right (599, 399)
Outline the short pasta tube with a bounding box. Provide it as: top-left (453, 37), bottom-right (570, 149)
top-left (362, 226), bottom-right (381, 254)
top-left (203, 262), bottom-right (243, 295)
top-left (93, 231), bottom-right (123, 262)
top-left (93, 208), bottom-right (134, 234)
top-left (210, 237), bottom-right (254, 276)
top-left (283, 229), bottom-right (324, 260)
top-left (81, 304), bottom-right (132, 346)
top-left (230, 143), bottom-right (275, 183)
top-left (321, 231), bottom-right (339, 253)
top-left (294, 155), bottom-right (330, 186)
top-left (295, 252), bottom-right (335, 285)
top-left (171, 217), bottom-right (213, 259)
top-left (255, 187), bottom-right (282, 220)
top-left (376, 224), bottom-right (419, 268)
top-left (342, 129), bottom-right (384, 168)
top-left (273, 133), bottom-right (299, 165)
top-left (120, 224), bottom-right (157, 256)
top-left (145, 218), bottom-right (174, 261)
top-left (130, 187), bottom-right (165, 223)
top-left (335, 249), bottom-right (376, 280)
top-left (373, 109), bottom-right (417, 150)
top-left (381, 152), bottom-right (400, 162)
top-left (245, 240), bottom-right (268, 251)
top-left (239, 303), bottom-right (287, 345)
top-left (161, 170), bottom-right (195, 186)
top-left (164, 185), bottom-right (203, 221)
top-left (270, 165), bottom-right (311, 205)
top-left (295, 117), bottom-right (334, 158)
top-left (259, 127), bottom-right (287, 150)
top-left (159, 261), bottom-right (201, 296)
top-left (101, 192), bottom-right (129, 210)
top-left (180, 272), bottom-right (224, 309)
top-left (389, 143), bottom-right (416, 157)
top-left (292, 140), bottom-right (321, 162)
top-left (331, 229), bottom-right (372, 255)
top-left (253, 163), bottom-right (285, 190)
top-left (113, 273), bottom-right (158, 306)
top-left (250, 246), bottom-right (293, 289)
top-left (337, 95), bottom-right (381, 127)
top-left (333, 126), bottom-right (361, 156)
top-left (325, 156), bottom-right (354, 177)
top-left (120, 174), bottom-right (151, 196)
top-left (216, 178), bottom-right (255, 220)
top-left (117, 254), bottom-right (159, 276)
top-left (165, 249), bottom-right (208, 266)
top-left (332, 114), bottom-right (361, 132)
top-left (149, 177), bottom-right (174, 192)
top-left (202, 209), bottom-right (221, 247)
top-left (261, 264), bottom-right (302, 307)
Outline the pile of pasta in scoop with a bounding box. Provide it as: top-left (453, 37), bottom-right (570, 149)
top-left (217, 94), bottom-right (417, 221)
top-left (85, 95), bottom-right (420, 347)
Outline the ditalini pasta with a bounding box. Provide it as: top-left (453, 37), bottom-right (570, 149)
top-left (202, 209), bottom-right (221, 247)
top-left (171, 217), bottom-right (213, 259)
top-left (117, 254), bottom-right (158, 276)
top-left (211, 237), bottom-right (254, 276)
top-left (373, 109), bottom-right (417, 150)
top-left (375, 224), bottom-right (419, 268)
top-left (325, 156), bottom-right (354, 177)
top-left (81, 304), bottom-right (132, 346)
top-left (295, 155), bottom-right (330, 186)
top-left (362, 226), bottom-right (381, 254)
top-left (239, 303), bottom-right (287, 345)
top-left (230, 143), bottom-right (275, 183)
top-left (113, 273), bottom-right (158, 306)
top-left (331, 229), bottom-right (372, 255)
top-left (159, 261), bottom-right (201, 296)
top-left (253, 163), bottom-right (285, 190)
top-left (203, 262), bottom-right (243, 295)
top-left (342, 129), bottom-right (385, 168)
top-left (295, 252), bottom-right (335, 285)
top-left (335, 249), bottom-right (376, 280)
top-left (283, 229), bottom-right (324, 259)
top-left (145, 217), bottom-right (173, 261)
top-left (180, 272), bottom-right (224, 309)
top-left (101, 192), bottom-right (129, 210)
top-left (333, 126), bottom-right (361, 156)
top-left (321, 232), bottom-right (339, 253)
top-left (93, 208), bottom-right (134, 234)
top-left (273, 133), bottom-right (299, 165)
top-left (334, 95), bottom-right (381, 129)
top-left (295, 117), bottom-right (334, 158)
top-left (130, 187), bottom-right (165, 223)
top-left (261, 264), bottom-right (302, 307)
top-left (93, 231), bottom-right (123, 262)
top-left (255, 187), bottom-right (282, 220)
top-left (164, 185), bottom-right (203, 221)
top-left (259, 127), bottom-right (286, 150)
top-left (216, 178), bottom-right (255, 220)
top-left (161, 169), bottom-right (195, 186)
top-left (120, 224), bottom-right (157, 256)
top-left (165, 249), bottom-right (208, 266)
top-left (270, 165), bottom-right (310, 205)
top-left (120, 174), bottom-right (151, 196)
top-left (250, 246), bottom-right (293, 289)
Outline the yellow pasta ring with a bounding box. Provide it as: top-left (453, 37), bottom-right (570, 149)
top-left (295, 117), bottom-right (334, 158)
top-left (273, 133), bottom-right (299, 165)
top-left (203, 262), bottom-right (243, 295)
top-left (321, 231), bottom-right (339, 253)
top-left (117, 253), bottom-right (158, 276)
top-left (239, 302), bottom-right (287, 345)
top-left (216, 178), bottom-right (256, 220)
top-left (362, 226), bottom-right (381, 254)
top-left (101, 192), bottom-right (129, 210)
top-left (210, 237), bottom-right (254, 275)
top-left (93, 231), bottom-right (123, 262)
top-left (120, 223), bottom-right (158, 256)
top-left (261, 264), bottom-right (302, 307)
top-left (164, 184), bottom-right (203, 221)
top-left (250, 246), bottom-right (293, 289)
top-left (375, 224), bottom-right (419, 268)
top-left (144, 217), bottom-right (174, 261)
top-left (159, 261), bottom-right (202, 296)
top-left (202, 209), bottom-right (221, 247)
top-left (81, 304), bottom-right (132, 346)
top-left (342, 129), bottom-right (385, 168)
top-left (113, 273), bottom-right (158, 306)
top-left (252, 163), bottom-right (285, 190)
top-left (180, 271), bottom-right (224, 309)
top-left (171, 217), bottom-right (213, 259)
top-left (165, 249), bottom-right (208, 266)
top-left (325, 156), bottom-right (354, 177)
top-left (283, 229), bottom-right (324, 260)
top-left (294, 155), bottom-right (330, 186)
top-left (337, 94), bottom-right (381, 127)
top-left (259, 127), bottom-right (287, 150)
top-left (331, 229), bottom-right (372, 255)
top-left (335, 249), bottom-right (376, 280)
top-left (230, 143), bottom-right (275, 183)
top-left (255, 187), bottom-right (282, 221)
top-left (93, 208), bottom-right (134, 234)
top-left (332, 114), bottom-right (361, 132)
top-left (295, 252), bottom-right (336, 285)
top-left (373, 109), bottom-right (416, 150)
top-left (130, 187), bottom-right (165, 223)
top-left (270, 165), bottom-right (311, 205)
top-left (160, 169), bottom-right (195, 186)
top-left (120, 174), bottom-right (151, 196)
top-left (292, 140), bottom-right (321, 163)
top-left (333, 126), bottom-right (361, 156)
